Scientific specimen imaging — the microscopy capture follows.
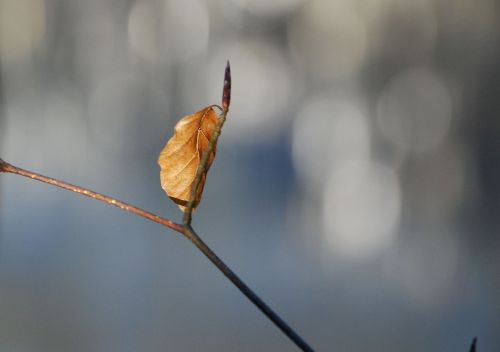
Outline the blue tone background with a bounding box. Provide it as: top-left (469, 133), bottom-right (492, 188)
top-left (1, 0), bottom-right (499, 351)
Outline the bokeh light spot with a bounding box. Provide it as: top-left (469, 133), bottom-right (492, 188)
top-left (375, 0), bottom-right (437, 60)
top-left (387, 231), bottom-right (460, 308)
top-left (230, 0), bottom-right (304, 18)
top-left (128, 0), bottom-right (163, 63)
top-left (323, 161), bottom-right (401, 260)
top-left (163, 0), bottom-right (209, 62)
top-left (376, 67), bottom-right (452, 154)
top-left (288, 0), bottom-right (367, 81)
top-left (0, 0), bottom-right (46, 62)
top-left (292, 96), bottom-right (371, 191)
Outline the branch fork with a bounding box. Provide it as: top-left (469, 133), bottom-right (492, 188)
top-left (0, 62), bottom-right (314, 352)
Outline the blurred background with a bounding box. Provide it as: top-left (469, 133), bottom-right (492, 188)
top-left (0, 0), bottom-right (499, 351)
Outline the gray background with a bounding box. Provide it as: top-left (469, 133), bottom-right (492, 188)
top-left (1, 0), bottom-right (499, 351)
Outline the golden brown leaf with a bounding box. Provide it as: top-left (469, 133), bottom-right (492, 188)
top-left (158, 106), bottom-right (219, 211)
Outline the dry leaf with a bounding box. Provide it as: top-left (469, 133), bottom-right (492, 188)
top-left (158, 106), bottom-right (219, 211)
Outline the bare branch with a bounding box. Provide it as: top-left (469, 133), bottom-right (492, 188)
top-left (0, 63), bottom-right (315, 351)
top-left (0, 159), bottom-right (184, 233)
top-left (1, 158), bottom-right (314, 351)
top-left (182, 225), bottom-right (314, 352)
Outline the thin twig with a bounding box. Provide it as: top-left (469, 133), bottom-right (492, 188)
top-left (183, 225), bottom-right (314, 352)
top-left (0, 63), bottom-right (315, 351)
top-left (469, 337), bottom-right (477, 352)
top-left (0, 159), bottom-right (184, 233)
top-left (1, 158), bottom-right (314, 351)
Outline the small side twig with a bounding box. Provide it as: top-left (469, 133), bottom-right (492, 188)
top-left (469, 337), bottom-right (477, 352)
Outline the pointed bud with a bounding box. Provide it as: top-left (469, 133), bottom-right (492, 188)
top-left (222, 61), bottom-right (231, 112)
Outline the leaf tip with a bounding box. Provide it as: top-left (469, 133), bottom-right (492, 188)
top-left (222, 61), bottom-right (231, 112)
